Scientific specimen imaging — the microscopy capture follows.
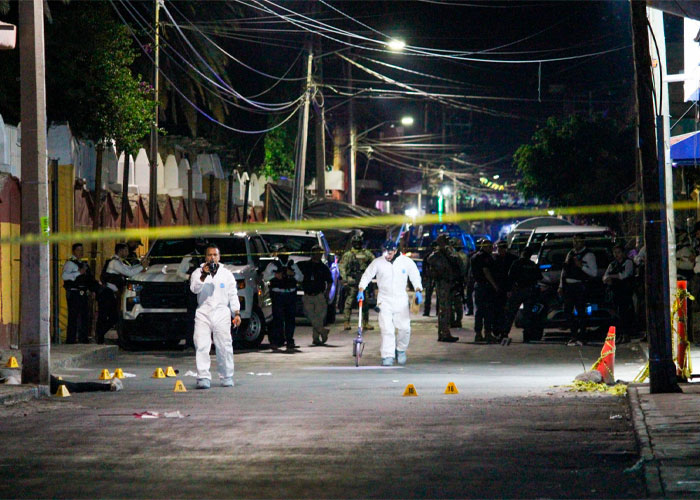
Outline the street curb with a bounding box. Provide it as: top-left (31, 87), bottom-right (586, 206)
top-left (0, 385), bottom-right (49, 405)
top-left (627, 385), bottom-right (664, 498)
top-left (51, 345), bottom-right (119, 370)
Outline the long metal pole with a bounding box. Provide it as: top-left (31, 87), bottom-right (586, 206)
top-left (291, 49), bottom-right (313, 221)
top-left (50, 159), bottom-right (60, 344)
top-left (348, 55), bottom-right (356, 206)
top-left (19, 0), bottom-right (50, 386)
top-left (629, 0), bottom-right (679, 393)
top-left (148, 0), bottom-right (160, 227)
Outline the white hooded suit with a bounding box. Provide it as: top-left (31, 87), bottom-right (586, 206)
top-left (358, 253), bottom-right (422, 359)
top-left (190, 264), bottom-right (240, 381)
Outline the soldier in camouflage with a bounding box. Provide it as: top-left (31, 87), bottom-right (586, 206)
top-left (449, 237), bottom-right (470, 328)
top-left (339, 234), bottom-right (375, 330)
top-left (426, 234), bottom-right (460, 342)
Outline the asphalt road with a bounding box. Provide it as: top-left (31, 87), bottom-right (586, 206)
top-left (1, 314), bottom-right (648, 499)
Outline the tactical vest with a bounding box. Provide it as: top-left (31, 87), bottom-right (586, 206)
top-left (564, 248), bottom-right (594, 281)
top-left (269, 258), bottom-right (298, 291)
top-left (101, 257), bottom-right (127, 291)
top-left (64, 258), bottom-right (90, 290)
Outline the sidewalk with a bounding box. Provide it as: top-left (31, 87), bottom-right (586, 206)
top-left (629, 383), bottom-right (700, 498)
top-left (0, 343), bottom-right (118, 405)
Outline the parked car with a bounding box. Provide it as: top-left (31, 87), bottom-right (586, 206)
top-left (258, 229), bottom-right (340, 323)
top-left (515, 236), bottom-right (616, 341)
top-left (506, 216), bottom-right (573, 254)
top-left (119, 232), bottom-right (272, 349)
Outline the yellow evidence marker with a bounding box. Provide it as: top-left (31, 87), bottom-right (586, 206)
top-left (152, 368), bottom-right (166, 379)
top-left (173, 380), bottom-right (187, 392)
top-left (5, 356), bottom-right (19, 368)
top-left (54, 384), bottom-right (71, 397)
top-left (112, 368), bottom-right (125, 379)
top-left (98, 369), bottom-right (111, 380)
top-left (444, 382), bottom-right (459, 394)
top-left (403, 384), bottom-right (418, 397)
top-left (165, 366), bottom-right (177, 377)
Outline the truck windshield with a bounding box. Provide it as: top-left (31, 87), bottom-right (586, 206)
top-left (262, 235), bottom-right (317, 254)
top-left (148, 237), bottom-right (248, 265)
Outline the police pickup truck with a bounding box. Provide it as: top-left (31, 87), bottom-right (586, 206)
top-left (118, 232), bottom-right (272, 349)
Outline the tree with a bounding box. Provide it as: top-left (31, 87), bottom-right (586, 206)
top-left (514, 114), bottom-right (635, 210)
top-left (260, 123), bottom-right (296, 180)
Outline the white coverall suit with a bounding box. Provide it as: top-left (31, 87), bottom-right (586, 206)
top-left (190, 265), bottom-right (240, 381)
top-left (359, 253), bottom-right (422, 359)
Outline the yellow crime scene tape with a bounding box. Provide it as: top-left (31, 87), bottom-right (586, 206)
top-left (0, 199), bottom-right (696, 247)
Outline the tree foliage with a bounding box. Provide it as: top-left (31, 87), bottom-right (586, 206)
top-left (260, 123), bottom-right (296, 180)
top-left (46, 4), bottom-right (155, 154)
top-left (514, 114), bottom-right (635, 207)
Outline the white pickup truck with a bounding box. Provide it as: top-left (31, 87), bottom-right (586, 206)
top-left (118, 232), bottom-right (272, 349)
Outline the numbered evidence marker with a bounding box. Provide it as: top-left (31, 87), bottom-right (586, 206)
top-left (173, 380), bottom-right (187, 392)
top-left (403, 384), bottom-right (418, 397)
top-left (152, 368), bottom-right (166, 379)
top-left (165, 366), bottom-right (177, 377)
top-left (444, 382), bottom-right (459, 395)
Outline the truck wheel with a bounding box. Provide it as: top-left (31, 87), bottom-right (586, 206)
top-left (238, 307), bottom-right (266, 348)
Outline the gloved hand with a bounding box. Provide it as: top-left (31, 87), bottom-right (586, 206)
top-left (356, 290), bottom-right (365, 301)
top-left (415, 290), bottom-right (423, 305)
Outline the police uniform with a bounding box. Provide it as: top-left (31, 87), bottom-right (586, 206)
top-left (339, 244), bottom-right (375, 329)
top-left (61, 256), bottom-right (94, 344)
top-left (263, 255), bottom-right (303, 349)
top-left (501, 252), bottom-right (542, 340)
top-left (422, 242), bottom-right (438, 316)
top-left (298, 256), bottom-right (333, 345)
top-left (560, 246), bottom-right (597, 345)
top-left (603, 256), bottom-right (635, 343)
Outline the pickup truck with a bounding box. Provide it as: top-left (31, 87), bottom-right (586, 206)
top-left (118, 232), bottom-right (272, 349)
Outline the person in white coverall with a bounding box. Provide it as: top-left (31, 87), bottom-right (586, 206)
top-left (190, 244), bottom-right (242, 389)
top-left (357, 241), bottom-right (423, 366)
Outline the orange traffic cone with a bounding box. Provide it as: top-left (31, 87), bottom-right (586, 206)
top-left (592, 326), bottom-right (616, 384)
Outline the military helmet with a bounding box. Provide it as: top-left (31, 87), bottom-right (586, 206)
top-left (477, 238), bottom-right (492, 248)
top-left (351, 234), bottom-right (363, 249)
top-left (450, 237), bottom-right (463, 249)
top-left (436, 233), bottom-right (450, 244)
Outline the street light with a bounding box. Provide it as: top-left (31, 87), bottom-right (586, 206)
top-left (400, 116), bottom-right (415, 127)
top-left (387, 39), bottom-right (406, 52)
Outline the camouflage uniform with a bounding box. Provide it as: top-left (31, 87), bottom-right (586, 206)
top-left (426, 234), bottom-right (459, 342)
top-left (339, 241), bottom-right (375, 329)
top-left (449, 238), bottom-right (469, 328)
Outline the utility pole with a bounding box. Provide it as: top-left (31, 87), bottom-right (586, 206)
top-left (19, 0), bottom-right (50, 386)
top-left (348, 51), bottom-right (356, 206)
top-left (629, 0), bottom-right (680, 393)
top-left (291, 45), bottom-right (313, 221)
top-left (314, 36), bottom-right (326, 199)
top-left (148, 0), bottom-right (161, 228)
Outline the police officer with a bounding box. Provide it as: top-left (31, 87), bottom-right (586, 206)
top-left (449, 237), bottom-right (470, 328)
top-left (339, 234), bottom-right (375, 331)
top-left (298, 245), bottom-right (333, 345)
top-left (501, 246), bottom-right (542, 341)
top-left (427, 234), bottom-right (460, 342)
top-left (61, 243), bottom-right (96, 344)
top-left (603, 244), bottom-right (634, 344)
top-left (492, 240), bottom-right (518, 340)
top-left (97, 243), bottom-right (149, 344)
top-left (471, 239), bottom-right (499, 343)
top-left (125, 239), bottom-right (143, 265)
top-left (263, 243), bottom-right (303, 351)
top-left (559, 234), bottom-right (597, 346)
top-left (422, 241), bottom-right (438, 317)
